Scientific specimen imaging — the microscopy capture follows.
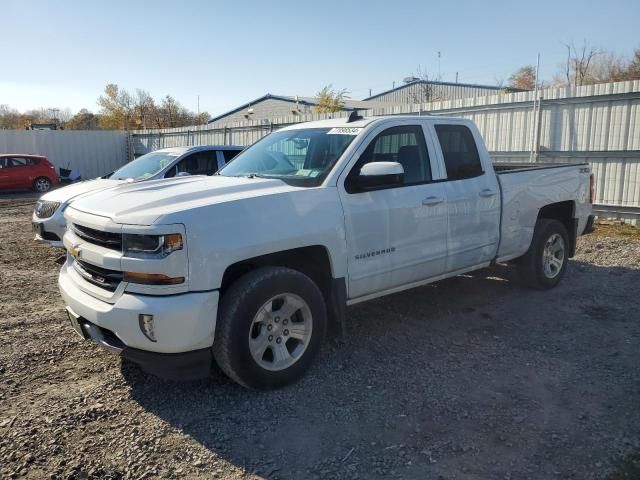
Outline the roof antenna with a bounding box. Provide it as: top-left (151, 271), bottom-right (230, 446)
top-left (346, 110), bottom-right (363, 123)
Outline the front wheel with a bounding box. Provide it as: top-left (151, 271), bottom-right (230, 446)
top-left (213, 266), bottom-right (327, 389)
top-left (517, 218), bottom-right (569, 290)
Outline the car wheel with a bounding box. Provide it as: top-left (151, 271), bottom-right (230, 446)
top-left (517, 219), bottom-right (569, 290)
top-left (33, 177), bottom-right (52, 192)
top-left (213, 266), bottom-right (327, 390)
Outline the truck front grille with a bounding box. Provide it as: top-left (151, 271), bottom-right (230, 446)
top-left (72, 224), bottom-right (122, 250)
top-left (73, 259), bottom-right (123, 291)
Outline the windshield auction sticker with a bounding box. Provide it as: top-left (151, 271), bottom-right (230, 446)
top-left (327, 127), bottom-right (363, 135)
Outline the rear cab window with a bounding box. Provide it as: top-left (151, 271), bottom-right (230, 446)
top-left (435, 124), bottom-right (483, 180)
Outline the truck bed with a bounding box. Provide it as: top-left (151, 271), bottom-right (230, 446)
top-left (494, 162), bottom-right (588, 174)
top-left (495, 162), bottom-right (592, 262)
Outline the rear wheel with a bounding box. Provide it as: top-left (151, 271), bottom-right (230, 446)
top-left (213, 266), bottom-right (327, 389)
top-left (517, 219), bottom-right (569, 290)
top-left (33, 177), bottom-right (51, 192)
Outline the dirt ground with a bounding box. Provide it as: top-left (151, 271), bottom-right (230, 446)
top-left (1, 194), bottom-right (639, 480)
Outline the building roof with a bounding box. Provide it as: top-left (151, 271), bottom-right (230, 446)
top-left (207, 94), bottom-right (380, 124)
top-left (363, 79), bottom-right (524, 101)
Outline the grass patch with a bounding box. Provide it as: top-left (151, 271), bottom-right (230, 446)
top-left (592, 222), bottom-right (640, 239)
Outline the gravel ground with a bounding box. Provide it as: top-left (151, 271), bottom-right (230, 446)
top-left (1, 195), bottom-right (639, 480)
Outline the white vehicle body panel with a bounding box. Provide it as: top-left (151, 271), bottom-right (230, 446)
top-left (57, 115), bottom-right (592, 362)
top-left (33, 145), bottom-right (242, 246)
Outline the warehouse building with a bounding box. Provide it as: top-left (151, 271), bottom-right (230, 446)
top-left (364, 78), bottom-right (523, 104)
top-left (207, 94), bottom-right (383, 127)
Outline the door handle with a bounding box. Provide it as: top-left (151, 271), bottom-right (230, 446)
top-left (479, 188), bottom-right (497, 198)
top-left (422, 196), bottom-right (444, 206)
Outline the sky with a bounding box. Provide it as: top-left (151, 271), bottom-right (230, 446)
top-left (1, 0), bottom-right (639, 119)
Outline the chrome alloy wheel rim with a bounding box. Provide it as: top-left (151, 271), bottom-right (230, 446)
top-left (35, 178), bottom-right (50, 192)
top-left (542, 233), bottom-right (565, 278)
top-left (248, 293), bottom-right (312, 371)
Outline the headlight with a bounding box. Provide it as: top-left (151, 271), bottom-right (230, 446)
top-left (34, 200), bottom-right (60, 219)
top-left (122, 233), bottom-right (183, 257)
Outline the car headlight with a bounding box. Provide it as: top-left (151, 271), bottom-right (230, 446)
top-left (122, 233), bottom-right (183, 257)
top-left (34, 200), bottom-right (60, 219)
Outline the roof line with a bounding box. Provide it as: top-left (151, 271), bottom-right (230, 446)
top-left (207, 93), bottom-right (367, 124)
top-left (363, 79), bottom-right (525, 100)
top-left (207, 94), bottom-right (321, 124)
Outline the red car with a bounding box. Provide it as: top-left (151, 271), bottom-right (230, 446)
top-left (0, 154), bottom-right (58, 192)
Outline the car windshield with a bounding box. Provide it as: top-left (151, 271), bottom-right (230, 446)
top-left (218, 127), bottom-right (359, 186)
top-left (110, 151), bottom-right (181, 180)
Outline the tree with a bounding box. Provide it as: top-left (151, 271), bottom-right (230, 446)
top-left (508, 65), bottom-right (536, 90)
top-left (406, 65), bottom-right (443, 103)
top-left (561, 42), bottom-right (600, 87)
top-left (314, 85), bottom-right (349, 113)
top-left (98, 83), bottom-right (135, 130)
top-left (628, 49), bottom-right (640, 78)
top-left (66, 109), bottom-right (101, 130)
top-left (134, 89), bottom-right (155, 129)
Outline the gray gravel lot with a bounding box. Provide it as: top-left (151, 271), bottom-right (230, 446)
top-left (1, 195), bottom-right (639, 480)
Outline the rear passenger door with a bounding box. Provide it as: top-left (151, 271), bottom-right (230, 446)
top-left (4, 157), bottom-right (31, 188)
top-left (430, 122), bottom-right (500, 272)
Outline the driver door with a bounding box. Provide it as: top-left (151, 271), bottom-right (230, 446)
top-left (338, 122), bottom-right (448, 300)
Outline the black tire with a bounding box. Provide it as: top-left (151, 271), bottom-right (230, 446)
top-left (517, 218), bottom-right (570, 290)
top-left (33, 177), bottom-right (51, 192)
top-left (213, 266), bottom-right (327, 390)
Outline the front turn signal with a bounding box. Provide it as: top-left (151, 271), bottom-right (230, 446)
top-left (124, 271), bottom-right (184, 285)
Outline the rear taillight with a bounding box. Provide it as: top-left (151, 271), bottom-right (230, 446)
top-left (589, 173), bottom-right (595, 204)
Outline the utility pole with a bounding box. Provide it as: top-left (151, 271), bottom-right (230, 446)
top-left (437, 51), bottom-right (441, 79)
top-left (529, 53), bottom-right (541, 162)
top-left (369, 88), bottom-right (372, 97)
top-left (49, 108), bottom-right (60, 129)
top-left (455, 72), bottom-right (459, 83)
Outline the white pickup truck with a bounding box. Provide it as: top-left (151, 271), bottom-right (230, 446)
top-left (58, 114), bottom-right (594, 389)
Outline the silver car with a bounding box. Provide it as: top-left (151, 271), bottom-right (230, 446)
top-left (32, 145), bottom-right (242, 247)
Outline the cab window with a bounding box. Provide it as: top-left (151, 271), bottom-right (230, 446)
top-left (346, 125), bottom-right (431, 191)
top-left (222, 149), bottom-right (241, 163)
top-left (173, 150), bottom-right (219, 176)
top-left (435, 125), bottom-right (483, 180)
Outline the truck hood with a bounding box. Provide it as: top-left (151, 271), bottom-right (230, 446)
top-left (40, 178), bottom-right (123, 204)
top-left (67, 175), bottom-right (302, 225)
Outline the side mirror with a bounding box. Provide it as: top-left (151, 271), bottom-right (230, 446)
top-left (176, 171), bottom-right (191, 177)
top-left (354, 161), bottom-right (404, 191)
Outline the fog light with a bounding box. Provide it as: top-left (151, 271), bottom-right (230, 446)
top-left (138, 314), bottom-right (157, 342)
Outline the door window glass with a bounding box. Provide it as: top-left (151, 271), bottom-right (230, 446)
top-left (176, 151), bottom-right (219, 176)
top-left (346, 125), bottom-right (431, 190)
top-left (8, 157), bottom-right (29, 167)
top-left (435, 125), bottom-right (483, 180)
top-left (222, 149), bottom-right (241, 163)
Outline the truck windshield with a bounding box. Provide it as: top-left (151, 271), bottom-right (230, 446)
top-left (218, 128), bottom-right (358, 186)
top-left (110, 151), bottom-right (181, 180)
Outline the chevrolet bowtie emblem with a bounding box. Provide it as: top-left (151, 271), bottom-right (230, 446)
top-left (69, 244), bottom-right (81, 259)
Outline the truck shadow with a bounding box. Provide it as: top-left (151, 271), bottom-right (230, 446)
top-left (122, 260), bottom-right (640, 479)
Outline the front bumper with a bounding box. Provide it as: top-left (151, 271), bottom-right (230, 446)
top-left (32, 209), bottom-right (66, 248)
top-left (68, 311), bottom-right (212, 380)
top-left (59, 261), bottom-right (219, 377)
